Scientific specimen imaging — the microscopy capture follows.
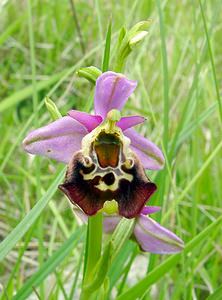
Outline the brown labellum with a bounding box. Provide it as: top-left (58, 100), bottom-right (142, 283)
top-left (59, 129), bottom-right (156, 218)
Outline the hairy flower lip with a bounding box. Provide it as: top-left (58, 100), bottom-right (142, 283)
top-left (58, 119), bottom-right (158, 218)
top-left (22, 71), bottom-right (165, 217)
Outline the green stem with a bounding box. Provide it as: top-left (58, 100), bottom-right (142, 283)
top-left (114, 59), bottom-right (125, 73)
top-left (80, 212), bottom-right (103, 300)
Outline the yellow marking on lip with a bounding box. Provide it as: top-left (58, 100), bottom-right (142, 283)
top-left (94, 172), bottom-right (133, 192)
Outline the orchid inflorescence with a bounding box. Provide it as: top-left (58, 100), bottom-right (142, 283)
top-left (23, 71), bottom-right (184, 254)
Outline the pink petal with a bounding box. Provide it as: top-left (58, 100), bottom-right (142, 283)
top-left (94, 71), bottom-right (137, 118)
top-left (22, 116), bottom-right (87, 163)
top-left (124, 128), bottom-right (165, 170)
top-left (68, 110), bottom-right (103, 132)
top-left (141, 206), bottom-right (161, 215)
top-left (134, 215), bottom-right (184, 254)
top-left (103, 214), bottom-right (121, 233)
top-left (117, 116), bottom-right (145, 131)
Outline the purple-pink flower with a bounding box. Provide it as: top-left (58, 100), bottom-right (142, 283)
top-left (23, 71), bottom-right (165, 218)
top-left (74, 206), bottom-right (184, 254)
top-left (23, 72), bottom-right (164, 169)
top-left (22, 71), bottom-right (184, 253)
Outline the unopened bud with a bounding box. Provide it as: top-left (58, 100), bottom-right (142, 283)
top-left (129, 31), bottom-right (149, 47)
top-left (76, 66), bottom-right (102, 84)
top-left (45, 97), bottom-right (62, 120)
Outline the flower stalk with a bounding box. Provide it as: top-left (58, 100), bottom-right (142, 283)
top-left (80, 213), bottom-right (103, 300)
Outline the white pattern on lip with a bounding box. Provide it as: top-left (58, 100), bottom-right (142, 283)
top-left (60, 110), bottom-right (157, 218)
top-left (78, 119), bottom-right (135, 192)
top-left (80, 140), bottom-right (134, 192)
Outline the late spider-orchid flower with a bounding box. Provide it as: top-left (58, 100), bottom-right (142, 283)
top-left (74, 205), bottom-right (184, 254)
top-left (23, 71), bottom-right (164, 218)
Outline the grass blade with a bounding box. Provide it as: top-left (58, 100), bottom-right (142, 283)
top-left (0, 15), bottom-right (24, 46)
top-left (102, 20), bottom-right (112, 72)
top-left (156, 0), bottom-right (169, 152)
top-left (0, 167), bottom-right (66, 261)
top-left (12, 227), bottom-right (85, 300)
top-left (0, 70), bottom-right (68, 113)
top-left (206, 285), bottom-right (222, 300)
top-left (116, 214), bottom-right (222, 300)
top-left (198, 0), bottom-right (222, 122)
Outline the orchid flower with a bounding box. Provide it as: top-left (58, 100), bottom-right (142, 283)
top-left (74, 205), bottom-right (184, 254)
top-left (23, 71), bottom-right (165, 218)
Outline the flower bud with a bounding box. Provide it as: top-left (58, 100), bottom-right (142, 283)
top-left (114, 20), bottom-right (151, 72)
top-left (76, 66), bottom-right (102, 84)
top-left (44, 97), bottom-right (62, 120)
top-left (129, 20), bottom-right (152, 34)
top-left (129, 31), bottom-right (149, 48)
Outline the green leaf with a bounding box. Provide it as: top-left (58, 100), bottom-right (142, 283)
top-left (0, 15), bottom-right (24, 46)
top-left (0, 167), bottom-right (66, 261)
top-left (116, 27), bottom-right (126, 51)
top-left (176, 102), bottom-right (217, 148)
top-left (116, 215), bottom-right (222, 300)
top-left (97, 277), bottom-right (110, 300)
top-left (198, 0), bottom-right (222, 121)
top-left (12, 227), bottom-right (85, 300)
top-left (82, 218), bottom-right (135, 298)
top-left (84, 242), bottom-right (112, 292)
top-left (206, 286), bottom-right (222, 300)
top-left (108, 241), bottom-right (136, 291)
top-left (102, 20), bottom-right (112, 72)
top-left (110, 218), bottom-right (135, 261)
top-left (0, 69), bottom-right (68, 113)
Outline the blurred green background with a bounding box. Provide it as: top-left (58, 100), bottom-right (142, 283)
top-left (0, 0), bottom-right (222, 299)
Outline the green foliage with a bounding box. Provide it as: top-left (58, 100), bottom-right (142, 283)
top-left (206, 286), bottom-right (222, 300)
top-left (13, 227), bottom-right (85, 300)
top-left (114, 20), bottom-right (151, 72)
top-left (102, 20), bottom-right (112, 72)
top-left (0, 0), bottom-right (222, 299)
